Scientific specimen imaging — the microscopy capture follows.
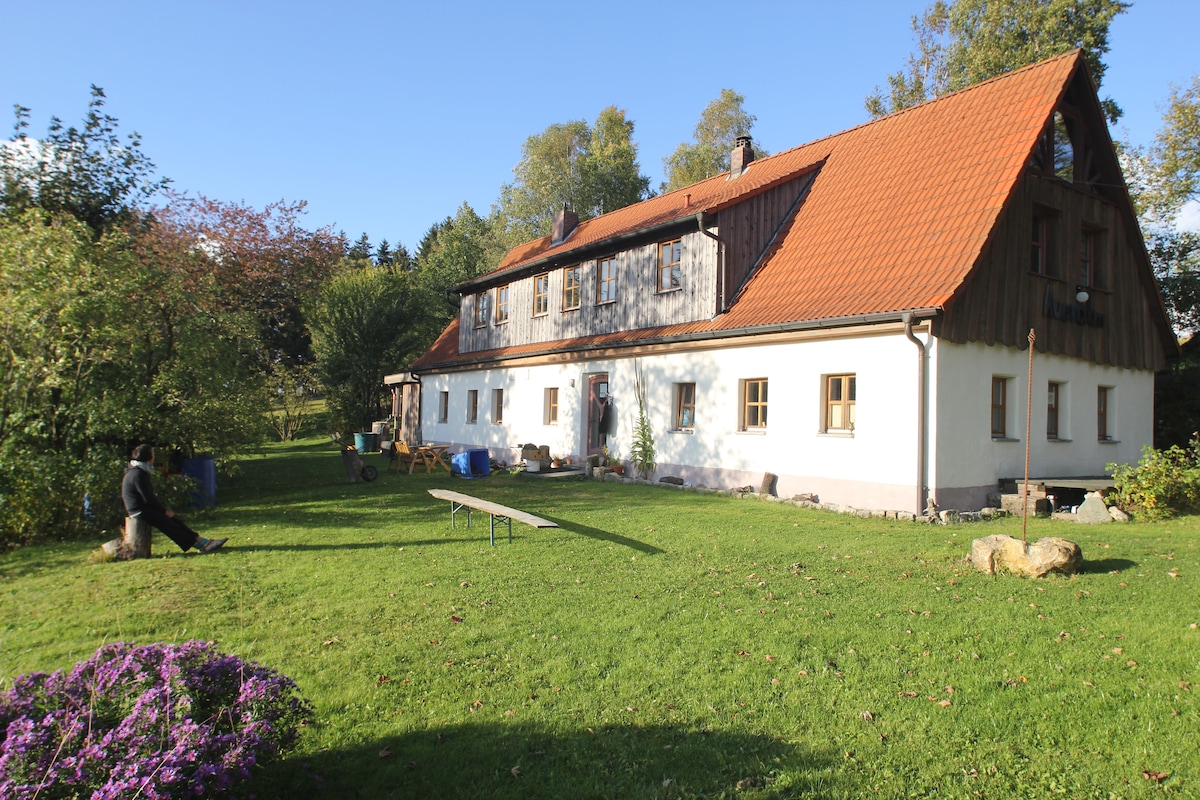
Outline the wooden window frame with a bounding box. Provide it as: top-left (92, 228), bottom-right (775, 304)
top-left (675, 382), bottom-right (696, 429)
top-left (533, 273), bottom-right (550, 316)
top-left (562, 266), bottom-right (581, 311)
top-left (1047, 381), bottom-right (1061, 440)
top-left (438, 391), bottom-right (449, 424)
top-left (466, 389), bottom-right (478, 424)
top-left (991, 377), bottom-right (1008, 438)
top-left (1031, 212), bottom-right (1061, 277)
top-left (658, 239), bottom-right (682, 292)
top-left (741, 378), bottom-right (768, 430)
top-left (495, 284), bottom-right (510, 324)
top-left (596, 256), bottom-right (617, 305)
top-left (1097, 386), bottom-right (1111, 441)
top-left (493, 388), bottom-right (504, 424)
top-left (473, 291), bottom-right (491, 328)
top-left (545, 387), bottom-right (559, 425)
top-left (824, 374), bottom-right (856, 432)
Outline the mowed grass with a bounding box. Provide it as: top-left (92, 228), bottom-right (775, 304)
top-left (2, 438), bottom-right (1198, 799)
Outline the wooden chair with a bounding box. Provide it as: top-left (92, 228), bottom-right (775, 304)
top-left (388, 440), bottom-right (417, 473)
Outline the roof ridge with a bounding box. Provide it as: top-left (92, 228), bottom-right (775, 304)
top-left (744, 49), bottom-right (1083, 170)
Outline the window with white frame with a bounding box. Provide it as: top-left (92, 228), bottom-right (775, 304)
top-left (467, 389), bottom-right (478, 424)
top-left (493, 388), bottom-right (504, 424)
top-left (438, 391), bottom-right (449, 423)
top-left (545, 387), bottom-right (559, 424)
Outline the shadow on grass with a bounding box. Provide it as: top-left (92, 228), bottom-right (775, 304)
top-left (542, 516), bottom-right (664, 555)
top-left (1078, 557), bottom-right (1138, 574)
top-left (255, 720), bottom-right (835, 800)
top-left (240, 537), bottom-right (486, 552)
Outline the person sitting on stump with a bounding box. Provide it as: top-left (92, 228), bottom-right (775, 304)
top-left (122, 444), bottom-right (227, 554)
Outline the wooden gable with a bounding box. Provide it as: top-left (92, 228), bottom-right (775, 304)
top-left (936, 62), bottom-right (1177, 371)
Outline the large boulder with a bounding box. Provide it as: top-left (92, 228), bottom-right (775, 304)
top-left (971, 534), bottom-right (1082, 578)
top-left (1075, 492), bottom-right (1111, 524)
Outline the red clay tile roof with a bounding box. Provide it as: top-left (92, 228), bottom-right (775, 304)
top-left (413, 51), bottom-right (1083, 370)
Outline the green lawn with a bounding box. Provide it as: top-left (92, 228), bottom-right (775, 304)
top-left (2, 438), bottom-right (1197, 799)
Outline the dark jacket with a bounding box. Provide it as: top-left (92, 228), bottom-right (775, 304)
top-left (122, 465), bottom-right (165, 517)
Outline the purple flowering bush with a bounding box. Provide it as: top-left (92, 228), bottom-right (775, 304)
top-left (0, 640), bottom-right (314, 799)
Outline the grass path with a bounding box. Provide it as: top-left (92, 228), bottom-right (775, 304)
top-left (2, 438), bottom-right (1198, 798)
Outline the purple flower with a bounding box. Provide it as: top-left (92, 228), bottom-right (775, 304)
top-left (0, 641), bottom-right (313, 800)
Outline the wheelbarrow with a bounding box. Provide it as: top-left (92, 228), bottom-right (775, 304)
top-left (340, 444), bottom-right (378, 483)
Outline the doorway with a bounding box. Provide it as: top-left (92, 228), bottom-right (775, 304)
top-left (586, 373), bottom-right (610, 456)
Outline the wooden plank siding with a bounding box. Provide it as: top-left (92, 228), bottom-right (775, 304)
top-left (720, 173), bottom-right (817, 298)
top-left (936, 170), bottom-right (1170, 372)
top-left (459, 230), bottom-right (718, 354)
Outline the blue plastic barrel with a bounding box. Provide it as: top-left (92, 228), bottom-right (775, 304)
top-left (181, 456), bottom-right (217, 508)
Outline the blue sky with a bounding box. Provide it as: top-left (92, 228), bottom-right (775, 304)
top-left (2, 1), bottom-right (1196, 249)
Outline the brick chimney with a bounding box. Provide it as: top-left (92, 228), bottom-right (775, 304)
top-left (552, 204), bottom-right (579, 245)
top-left (730, 136), bottom-right (755, 179)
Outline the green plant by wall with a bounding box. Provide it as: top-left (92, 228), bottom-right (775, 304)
top-left (629, 363), bottom-right (656, 479)
top-left (1108, 435), bottom-right (1200, 519)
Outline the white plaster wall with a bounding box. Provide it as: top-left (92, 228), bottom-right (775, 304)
top-left (929, 339), bottom-right (1154, 507)
top-left (419, 328), bottom-right (927, 511)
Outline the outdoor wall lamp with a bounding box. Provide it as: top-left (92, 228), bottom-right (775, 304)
top-left (1075, 286), bottom-right (1090, 304)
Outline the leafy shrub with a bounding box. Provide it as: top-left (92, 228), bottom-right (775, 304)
top-left (0, 640), bottom-right (313, 799)
top-left (1108, 435), bottom-right (1200, 519)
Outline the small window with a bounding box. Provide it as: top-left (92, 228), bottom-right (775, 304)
top-left (493, 388), bottom-right (504, 424)
top-left (562, 266), bottom-right (581, 310)
top-left (533, 273), bottom-right (550, 316)
top-left (1047, 381), bottom-right (1061, 439)
top-left (1097, 386), bottom-right (1112, 441)
top-left (825, 374), bottom-right (856, 432)
top-left (473, 292), bottom-right (491, 328)
top-left (658, 239), bottom-right (682, 292)
top-left (438, 391), bottom-right (449, 423)
top-left (1031, 213), bottom-right (1059, 277)
top-left (741, 378), bottom-right (767, 430)
top-left (467, 389), bottom-right (478, 424)
top-left (545, 387), bottom-right (559, 425)
top-left (597, 256), bottom-right (617, 304)
top-left (495, 284), bottom-right (510, 324)
top-left (991, 377), bottom-right (1008, 438)
top-left (675, 382), bottom-right (696, 429)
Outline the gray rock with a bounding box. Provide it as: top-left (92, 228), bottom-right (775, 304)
top-left (1108, 505), bottom-right (1130, 522)
top-left (1075, 492), bottom-right (1111, 525)
top-left (659, 476), bottom-right (684, 485)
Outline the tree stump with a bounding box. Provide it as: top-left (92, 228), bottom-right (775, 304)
top-left (100, 516), bottom-right (151, 560)
top-left (124, 516), bottom-right (151, 558)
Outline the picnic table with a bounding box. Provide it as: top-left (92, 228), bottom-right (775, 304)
top-left (413, 444), bottom-right (451, 474)
top-left (427, 488), bottom-right (558, 545)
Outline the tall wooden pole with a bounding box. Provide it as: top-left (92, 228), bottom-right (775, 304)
top-left (1023, 328), bottom-right (1036, 545)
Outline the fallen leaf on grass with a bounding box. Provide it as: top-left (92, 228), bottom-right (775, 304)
top-left (451, 615), bottom-right (463, 623)
top-left (471, 699), bottom-right (484, 708)
top-left (511, 765), bottom-right (523, 778)
top-left (1142, 770), bottom-right (1168, 782)
top-left (378, 746), bottom-right (393, 759)
top-left (322, 637), bottom-right (341, 647)
top-left (937, 699), bottom-right (953, 707)
top-left (376, 675), bottom-right (391, 686)
top-left (859, 711), bottom-right (875, 722)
